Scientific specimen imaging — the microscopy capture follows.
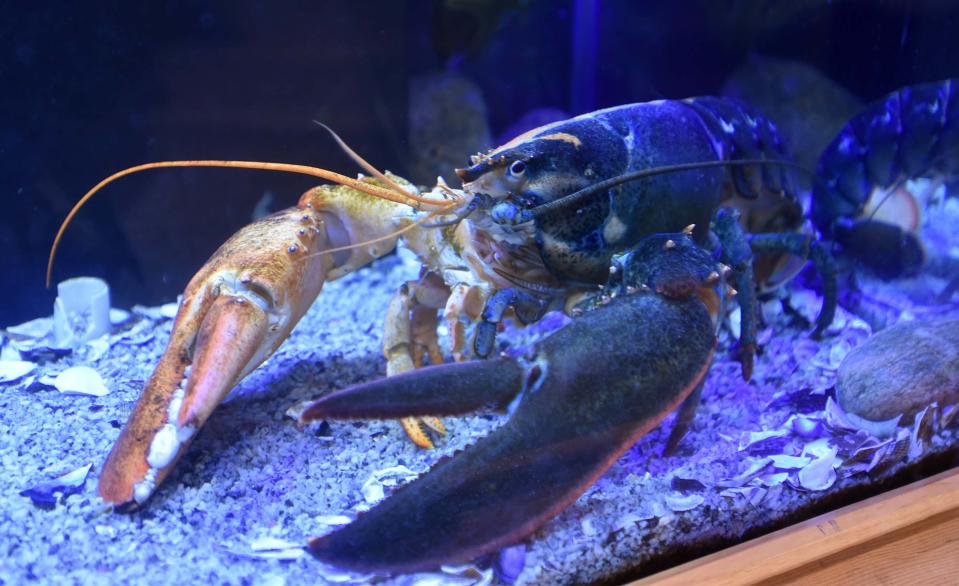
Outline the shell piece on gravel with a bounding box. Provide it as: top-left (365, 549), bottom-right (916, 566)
top-left (247, 536), bottom-right (306, 560)
top-left (789, 289), bottom-right (823, 326)
top-left (909, 404), bottom-right (937, 460)
top-left (719, 486), bottom-right (766, 505)
top-left (867, 428), bottom-right (911, 476)
top-left (0, 342), bottom-right (18, 362)
top-left (18, 463), bottom-right (92, 509)
top-left (847, 437), bottom-right (892, 465)
top-left (114, 319), bottom-right (156, 346)
top-left (78, 337), bottom-right (111, 362)
top-left (797, 447), bottom-right (838, 491)
top-left (439, 563), bottom-right (493, 585)
top-left (495, 544), bottom-right (527, 584)
top-left (716, 458), bottom-right (772, 488)
top-left (757, 472), bottom-right (791, 487)
top-left (6, 316), bottom-right (53, 339)
top-left (789, 414), bottom-right (824, 439)
top-left (53, 277), bottom-right (111, 347)
top-left (801, 438), bottom-right (838, 460)
top-left (159, 302), bottom-right (179, 319)
top-left (613, 511), bottom-right (654, 531)
top-left (941, 404), bottom-right (959, 429)
top-left (109, 308), bottom-right (131, 325)
top-left (738, 429), bottom-right (789, 452)
top-left (769, 455), bottom-right (811, 470)
top-left (312, 514), bottom-right (352, 531)
top-left (0, 360), bottom-right (37, 383)
top-left (823, 396), bottom-right (858, 433)
top-left (52, 366), bottom-right (110, 396)
top-left (361, 465), bottom-right (418, 504)
top-left (404, 566), bottom-right (494, 586)
top-left (844, 410), bottom-right (901, 439)
top-left (665, 492), bottom-right (705, 512)
top-left (311, 563), bottom-right (376, 585)
top-left (132, 299), bottom-right (181, 321)
top-left (826, 396), bottom-right (902, 438)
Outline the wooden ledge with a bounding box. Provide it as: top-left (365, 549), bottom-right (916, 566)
top-left (633, 466), bottom-right (959, 585)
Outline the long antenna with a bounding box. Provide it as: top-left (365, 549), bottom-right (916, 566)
top-left (46, 160), bottom-right (453, 288)
top-left (531, 158), bottom-right (820, 219)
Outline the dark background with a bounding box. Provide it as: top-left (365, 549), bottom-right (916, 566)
top-left (3, 0), bottom-right (958, 326)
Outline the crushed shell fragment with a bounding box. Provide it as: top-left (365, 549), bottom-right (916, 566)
top-left (664, 493), bottom-right (705, 512)
top-left (53, 366), bottom-right (109, 396)
top-left (0, 360), bottom-right (37, 383)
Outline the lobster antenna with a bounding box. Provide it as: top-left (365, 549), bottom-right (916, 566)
top-left (45, 160), bottom-right (452, 288)
top-left (531, 158), bottom-right (823, 219)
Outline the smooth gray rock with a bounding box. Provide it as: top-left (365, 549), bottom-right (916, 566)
top-left (837, 319), bottom-right (959, 421)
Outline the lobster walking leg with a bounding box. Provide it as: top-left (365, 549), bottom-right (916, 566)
top-left (444, 283), bottom-right (487, 361)
top-left (748, 232), bottom-right (838, 337)
top-left (301, 233), bottom-right (720, 573)
top-left (473, 287), bottom-right (550, 358)
top-left (711, 207), bottom-right (760, 381)
top-left (383, 273), bottom-right (451, 448)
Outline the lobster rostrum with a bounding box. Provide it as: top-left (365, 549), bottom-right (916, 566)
top-left (45, 80), bottom-right (953, 575)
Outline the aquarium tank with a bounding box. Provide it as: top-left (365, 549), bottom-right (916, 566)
top-left (2, 1), bottom-right (959, 584)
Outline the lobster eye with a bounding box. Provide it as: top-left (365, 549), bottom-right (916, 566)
top-left (508, 160), bottom-right (526, 177)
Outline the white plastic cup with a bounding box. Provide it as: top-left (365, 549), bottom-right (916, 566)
top-left (53, 277), bottom-right (111, 346)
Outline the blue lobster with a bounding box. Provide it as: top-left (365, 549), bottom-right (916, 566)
top-left (301, 79), bottom-right (957, 574)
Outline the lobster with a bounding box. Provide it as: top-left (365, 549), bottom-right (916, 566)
top-left (46, 79), bottom-right (954, 576)
top-left (813, 78), bottom-right (959, 280)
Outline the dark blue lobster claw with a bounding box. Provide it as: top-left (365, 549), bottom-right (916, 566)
top-left (300, 233), bottom-right (720, 574)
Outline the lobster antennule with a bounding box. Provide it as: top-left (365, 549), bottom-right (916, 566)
top-left (300, 357), bottom-right (524, 422)
top-left (46, 159), bottom-right (452, 288)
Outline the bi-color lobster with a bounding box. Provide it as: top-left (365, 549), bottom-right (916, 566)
top-left (46, 79), bottom-right (955, 575)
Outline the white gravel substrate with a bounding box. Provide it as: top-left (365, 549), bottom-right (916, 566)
top-left (2, 249), bottom-right (959, 586)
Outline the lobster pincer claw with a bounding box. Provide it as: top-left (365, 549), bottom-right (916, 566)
top-left (97, 178), bottom-right (415, 508)
top-left (98, 203), bottom-right (337, 507)
top-left (302, 233), bottom-right (720, 574)
top-left (99, 290), bottom-right (272, 507)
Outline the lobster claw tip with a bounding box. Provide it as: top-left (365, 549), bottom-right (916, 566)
top-left (300, 357), bottom-right (524, 424)
top-left (98, 289), bottom-right (275, 508)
